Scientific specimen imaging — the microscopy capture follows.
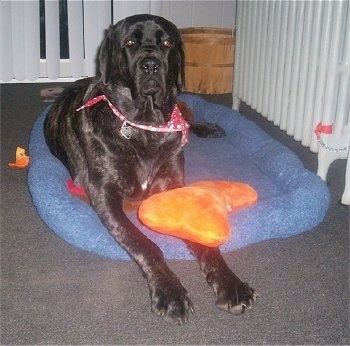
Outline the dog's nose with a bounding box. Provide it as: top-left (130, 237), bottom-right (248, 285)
top-left (141, 58), bottom-right (159, 74)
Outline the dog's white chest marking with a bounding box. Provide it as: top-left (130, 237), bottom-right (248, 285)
top-left (141, 180), bottom-right (149, 191)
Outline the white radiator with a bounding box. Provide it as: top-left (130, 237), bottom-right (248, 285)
top-left (233, 0), bottom-right (350, 205)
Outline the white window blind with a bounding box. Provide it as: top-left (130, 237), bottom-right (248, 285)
top-left (1, 0), bottom-right (40, 82)
top-left (1, 0), bottom-right (236, 83)
top-left (1, 0), bottom-right (111, 82)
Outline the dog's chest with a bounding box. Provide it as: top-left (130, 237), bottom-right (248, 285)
top-left (114, 129), bottom-right (183, 199)
top-left (135, 151), bottom-right (169, 191)
top-left (136, 158), bottom-right (157, 191)
top-left (133, 140), bottom-right (182, 195)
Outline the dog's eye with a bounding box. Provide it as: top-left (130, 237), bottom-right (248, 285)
top-left (162, 39), bottom-right (172, 48)
top-left (125, 39), bottom-right (135, 48)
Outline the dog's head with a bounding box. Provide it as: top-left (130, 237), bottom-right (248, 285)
top-left (98, 14), bottom-right (184, 110)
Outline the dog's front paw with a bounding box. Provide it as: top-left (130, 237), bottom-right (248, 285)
top-left (149, 273), bottom-right (194, 325)
top-left (207, 271), bottom-right (257, 314)
top-left (203, 123), bottom-right (226, 138)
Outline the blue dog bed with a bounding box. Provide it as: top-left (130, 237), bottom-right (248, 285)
top-left (28, 94), bottom-right (330, 260)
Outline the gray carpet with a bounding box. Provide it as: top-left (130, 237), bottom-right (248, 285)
top-left (1, 83), bottom-right (349, 345)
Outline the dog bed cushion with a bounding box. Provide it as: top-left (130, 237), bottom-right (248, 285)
top-left (28, 94), bottom-right (330, 260)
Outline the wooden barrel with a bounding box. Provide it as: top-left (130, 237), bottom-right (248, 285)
top-left (180, 27), bottom-right (235, 94)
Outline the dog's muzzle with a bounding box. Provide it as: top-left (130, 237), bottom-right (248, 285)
top-left (139, 57), bottom-right (164, 96)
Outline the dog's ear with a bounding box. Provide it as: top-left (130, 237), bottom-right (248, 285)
top-left (98, 23), bottom-right (127, 84)
top-left (98, 26), bottom-right (114, 84)
top-left (176, 39), bottom-right (185, 92)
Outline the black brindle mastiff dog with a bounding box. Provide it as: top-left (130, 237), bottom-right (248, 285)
top-left (45, 14), bottom-right (257, 324)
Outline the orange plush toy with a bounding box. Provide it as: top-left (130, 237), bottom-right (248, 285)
top-left (138, 180), bottom-right (258, 247)
top-left (8, 147), bottom-right (30, 168)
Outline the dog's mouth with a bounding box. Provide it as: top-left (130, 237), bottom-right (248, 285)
top-left (142, 79), bottom-right (161, 96)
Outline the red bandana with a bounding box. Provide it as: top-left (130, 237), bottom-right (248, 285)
top-left (76, 95), bottom-right (190, 146)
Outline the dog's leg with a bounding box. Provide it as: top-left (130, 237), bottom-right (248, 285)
top-left (186, 242), bottom-right (257, 314)
top-left (89, 187), bottom-right (194, 324)
top-left (187, 120), bottom-right (226, 138)
top-left (177, 99), bottom-right (226, 138)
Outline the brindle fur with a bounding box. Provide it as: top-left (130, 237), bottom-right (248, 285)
top-left (44, 14), bottom-right (256, 325)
